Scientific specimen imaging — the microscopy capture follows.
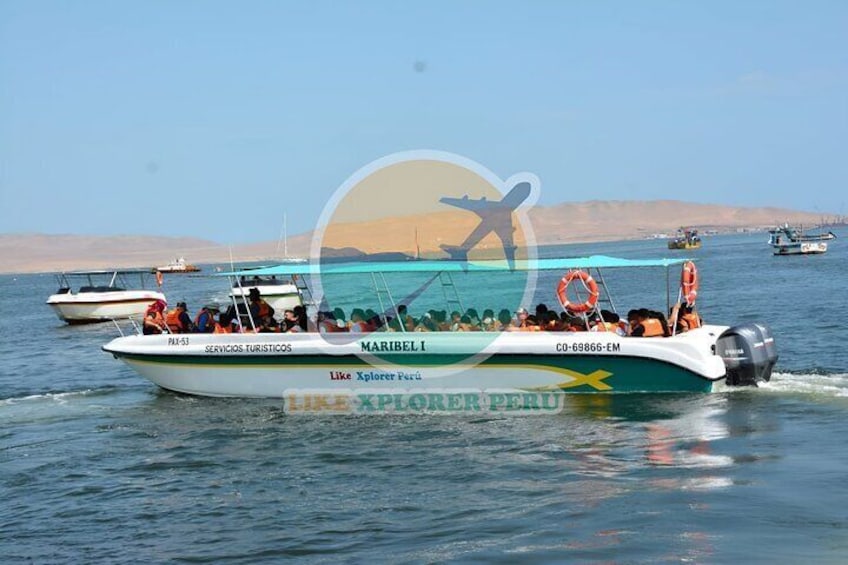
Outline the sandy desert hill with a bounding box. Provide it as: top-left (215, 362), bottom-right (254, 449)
top-left (0, 200), bottom-right (835, 274)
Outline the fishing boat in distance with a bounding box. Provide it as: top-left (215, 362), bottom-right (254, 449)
top-left (103, 256), bottom-right (777, 398)
top-left (48, 269), bottom-right (167, 324)
top-left (768, 223), bottom-right (836, 255)
top-left (667, 228), bottom-right (701, 250)
top-left (155, 257), bottom-right (201, 273)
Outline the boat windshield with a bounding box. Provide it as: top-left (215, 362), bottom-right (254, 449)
top-left (55, 270), bottom-right (155, 292)
top-left (235, 275), bottom-right (290, 287)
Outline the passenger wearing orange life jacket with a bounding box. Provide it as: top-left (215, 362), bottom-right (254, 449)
top-left (317, 311), bottom-right (334, 333)
top-left (562, 313), bottom-right (587, 332)
top-left (143, 299), bottom-right (168, 335)
top-left (590, 310), bottom-right (627, 336)
top-left (247, 287), bottom-right (276, 332)
top-left (166, 301), bottom-right (194, 333)
top-left (518, 314), bottom-right (542, 332)
top-left (678, 304), bottom-right (703, 331)
top-left (213, 312), bottom-right (235, 334)
top-left (627, 308), bottom-right (666, 337)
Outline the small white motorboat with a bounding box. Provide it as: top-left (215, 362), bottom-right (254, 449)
top-left (229, 269), bottom-right (305, 314)
top-left (47, 269), bottom-right (167, 324)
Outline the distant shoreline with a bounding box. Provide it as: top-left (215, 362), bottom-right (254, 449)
top-left (2, 200), bottom-right (839, 275)
top-left (0, 228), bottom-right (831, 276)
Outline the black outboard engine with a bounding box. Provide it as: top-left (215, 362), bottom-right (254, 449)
top-left (716, 323), bottom-right (778, 387)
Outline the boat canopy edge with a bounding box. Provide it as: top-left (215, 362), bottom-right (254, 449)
top-left (217, 255), bottom-right (690, 277)
top-left (56, 269), bottom-right (157, 276)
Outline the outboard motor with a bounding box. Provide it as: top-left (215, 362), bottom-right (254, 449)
top-left (716, 323), bottom-right (779, 387)
top-left (753, 323), bottom-right (778, 378)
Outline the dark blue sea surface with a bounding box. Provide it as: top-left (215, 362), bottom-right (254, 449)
top-left (2, 232), bottom-right (848, 563)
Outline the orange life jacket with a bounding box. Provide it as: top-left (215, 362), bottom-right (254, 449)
top-left (681, 312), bottom-right (701, 330)
top-left (255, 300), bottom-right (272, 319)
top-left (641, 318), bottom-right (665, 337)
top-left (144, 311), bottom-right (166, 334)
top-left (166, 309), bottom-right (185, 333)
top-left (593, 321), bottom-right (619, 332)
top-left (320, 320), bottom-right (342, 333)
top-left (213, 323), bottom-right (232, 334)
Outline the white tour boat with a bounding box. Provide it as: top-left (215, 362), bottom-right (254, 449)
top-left (103, 257), bottom-right (777, 398)
top-left (48, 270), bottom-right (167, 324)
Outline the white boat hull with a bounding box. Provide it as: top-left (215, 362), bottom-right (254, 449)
top-left (103, 327), bottom-right (732, 397)
top-left (230, 283), bottom-right (302, 313)
top-left (48, 290), bottom-right (167, 323)
top-left (773, 241), bottom-right (828, 255)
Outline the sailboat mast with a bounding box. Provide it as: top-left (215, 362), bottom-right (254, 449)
top-left (284, 213), bottom-right (288, 258)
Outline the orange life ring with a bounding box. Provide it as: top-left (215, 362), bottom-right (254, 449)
top-left (556, 270), bottom-right (599, 314)
top-left (681, 261), bottom-right (698, 305)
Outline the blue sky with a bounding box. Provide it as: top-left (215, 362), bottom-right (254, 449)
top-left (1, 1), bottom-right (846, 243)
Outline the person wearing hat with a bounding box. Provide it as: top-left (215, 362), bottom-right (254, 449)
top-left (194, 303), bottom-right (220, 333)
top-left (511, 307), bottom-right (529, 331)
top-left (166, 301), bottom-right (195, 333)
top-left (143, 299), bottom-right (168, 335)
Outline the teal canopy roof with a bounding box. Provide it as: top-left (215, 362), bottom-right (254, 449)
top-left (218, 255), bottom-right (689, 277)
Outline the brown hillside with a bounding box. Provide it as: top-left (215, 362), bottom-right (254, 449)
top-left (0, 201), bottom-right (834, 273)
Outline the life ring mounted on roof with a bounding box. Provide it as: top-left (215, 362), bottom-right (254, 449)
top-left (556, 270), bottom-right (599, 314)
top-left (681, 261), bottom-right (698, 305)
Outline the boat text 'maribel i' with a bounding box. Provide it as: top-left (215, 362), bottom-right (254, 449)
top-left (102, 256), bottom-right (777, 397)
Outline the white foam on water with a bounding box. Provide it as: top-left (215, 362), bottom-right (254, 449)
top-left (758, 371), bottom-right (848, 397)
top-left (1, 389), bottom-right (96, 406)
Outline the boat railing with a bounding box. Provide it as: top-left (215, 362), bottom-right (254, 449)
top-left (112, 314), bottom-right (148, 337)
top-left (230, 275), bottom-right (259, 333)
top-left (213, 256), bottom-right (691, 336)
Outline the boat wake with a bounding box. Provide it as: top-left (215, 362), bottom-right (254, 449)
top-left (757, 371), bottom-right (848, 397)
top-left (1, 388), bottom-right (99, 405)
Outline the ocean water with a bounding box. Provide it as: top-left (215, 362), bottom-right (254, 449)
top-left (2, 232), bottom-right (848, 563)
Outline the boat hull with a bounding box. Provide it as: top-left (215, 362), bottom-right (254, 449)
top-left (773, 242), bottom-right (828, 255)
top-left (103, 329), bottom-right (729, 397)
top-left (155, 266), bottom-right (201, 273)
top-left (230, 283), bottom-right (302, 313)
top-left (48, 291), bottom-right (167, 323)
top-left (667, 241), bottom-right (701, 250)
